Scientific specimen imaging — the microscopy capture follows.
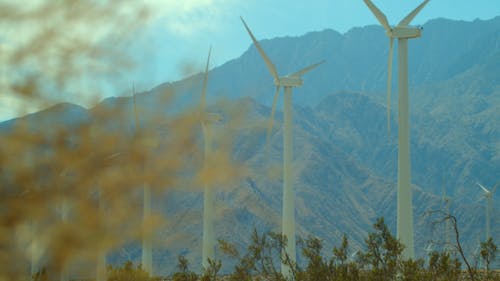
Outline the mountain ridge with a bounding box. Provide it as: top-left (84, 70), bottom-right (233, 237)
top-left (2, 15), bottom-right (499, 274)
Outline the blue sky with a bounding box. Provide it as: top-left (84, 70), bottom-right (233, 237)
top-left (128, 0), bottom-right (500, 92)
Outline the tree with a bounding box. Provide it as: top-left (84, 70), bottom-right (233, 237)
top-left (219, 229), bottom-right (286, 281)
top-left (359, 217), bottom-right (404, 281)
top-left (200, 258), bottom-right (222, 281)
top-left (331, 234), bottom-right (359, 281)
top-left (480, 237), bottom-right (497, 278)
top-left (107, 261), bottom-right (151, 281)
top-left (172, 255), bottom-right (198, 281)
top-left (297, 236), bottom-right (332, 281)
top-left (400, 259), bottom-right (426, 281)
top-left (427, 210), bottom-right (477, 281)
top-left (425, 251), bottom-right (461, 281)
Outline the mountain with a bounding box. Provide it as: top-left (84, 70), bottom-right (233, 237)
top-left (2, 16), bottom-right (500, 274)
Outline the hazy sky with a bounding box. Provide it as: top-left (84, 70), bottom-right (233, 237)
top-left (1, 1), bottom-right (499, 120)
top-left (133, 0), bottom-right (500, 91)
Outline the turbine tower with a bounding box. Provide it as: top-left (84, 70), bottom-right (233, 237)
top-left (240, 17), bottom-right (324, 277)
top-left (30, 221), bottom-right (41, 279)
top-left (96, 187), bottom-right (106, 281)
top-left (363, 0), bottom-right (430, 260)
top-left (55, 169), bottom-right (72, 281)
top-left (96, 152), bottom-right (122, 281)
top-left (132, 87), bottom-right (153, 275)
top-left (476, 182), bottom-right (498, 240)
top-left (200, 47), bottom-right (222, 268)
top-left (60, 186), bottom-right (70, 281)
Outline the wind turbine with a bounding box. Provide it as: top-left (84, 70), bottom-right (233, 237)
top-left (363, 0), bottom-right (430, 260)
top-left (96, 152), bottom-right (121, 281)
top-left (58, 170), bottom-right (71, 281)
top-left (349, 249), bottom-right (361, 263)
top-left (240, 17), bottom-right (324, 277)
top-left (476, 182), bottom-right (498, 240)
top-left (199, 47), bottom-right (222, 269)
top-left (30, 221), bottom-right (42, 279)
top-left (424, 242), bottom-right (434, 264)
top-left (132, 87), bottom-right (153, 275)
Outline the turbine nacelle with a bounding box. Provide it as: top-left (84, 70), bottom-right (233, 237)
top-left (363, 0), bottom-right (430, 134)
top-left (388, 26), bottom-right (422, 39)
top-left (201, 112), bottom-right (223, 123)
top-left (477, 183), bottom-right (495, 198)
top-left (275, 76), bottom-right (303, 87)
top-left (240, 16), bottom-right (323, 90)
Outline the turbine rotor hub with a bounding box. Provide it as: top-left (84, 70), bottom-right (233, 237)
top-left (275, 77), bottom-right (303, 87)
top-left (390, 26), bottom-right (422, 39)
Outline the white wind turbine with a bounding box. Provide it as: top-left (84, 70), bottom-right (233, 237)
top-left (424, 242), bottom-right (434, 264)
top-left (132, 88), bottom-right (153, 275)
top-left (96, 152), bottom-right (122, 281)
top-left (476, 182), bottom-right (499, 240)
top-left (199, 47), bottom-right (223, 269)
top-left (240, 17), bottom-right (324, 277)
top-left (363, 0), bottom-right (430, 260)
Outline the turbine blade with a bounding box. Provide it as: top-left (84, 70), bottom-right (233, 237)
top-left (289, 60), bottom-right (325, 78)
top-left (386, 38), bottom-right (394, 135)
top-left (491, 180), bottom-right (500, 194)
top-left (266, 86), bottom-right (281, 159)
top-left (363, 0), bottom-right (391, 32)
top-left (240, 17), bottom-right (280, 81)
top-left (477, 183), bottom-right (490, 194)
top-left (201, 46), bottom-right (211, 110)
top-left (398, 0), bottom-right (430, 27)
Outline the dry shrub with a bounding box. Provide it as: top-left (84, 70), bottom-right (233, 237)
top-left (0, 1), bottom-right (246, 280)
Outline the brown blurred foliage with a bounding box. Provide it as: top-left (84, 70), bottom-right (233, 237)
top-left (0, 1), bottom-right (246, 280)
top-left (0, 0), bottom-right (149, 107)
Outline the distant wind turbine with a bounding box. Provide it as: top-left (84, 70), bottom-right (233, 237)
top-left (132, 86), bottom-right (153, 275)
top-left (363, 0), bottom-right (430, 260)
top-left (199, 47), bottom-right (222, 268)
top-left (349, 249), bottom-right (361, 263)
top-left (476, 182), bottom-right (498, 240)
top-left (424, 242), bottom-right (434, 264)
top-left (240, 17), bottom-right (324, 278)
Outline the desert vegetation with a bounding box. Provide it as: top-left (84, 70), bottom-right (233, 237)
top-left (102, 217), bottom-right (498, 281)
